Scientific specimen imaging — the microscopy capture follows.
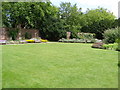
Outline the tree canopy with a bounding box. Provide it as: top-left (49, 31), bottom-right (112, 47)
top-left (2, 2), bottom-right (117, 40)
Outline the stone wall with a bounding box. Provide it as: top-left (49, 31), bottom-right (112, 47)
top-left (0, 28), bottom-right (39, 40)
top-left (0, 28), bottom-right (8, 40)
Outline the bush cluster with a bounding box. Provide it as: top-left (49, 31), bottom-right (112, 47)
top-left (8, 28), bottom-right (19, 40)
top-left (78, 33), bottom-right (95, 40)
top-left (103, 28), bottom-right (120, 43)
top-left (91, 42), bottom-right (120, 51)
top-left (25, 32), bottom-right (32, 39)
top-left (103, 43), bottom-right (120, 51)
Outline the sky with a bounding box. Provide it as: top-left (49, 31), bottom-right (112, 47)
top-left (50, 0), bottom-right (119, 18)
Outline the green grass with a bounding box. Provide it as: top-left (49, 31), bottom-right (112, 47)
top-left (0, 46), bottom-right (2, 89)
top-left (2, 43), bottom-right (118, 88)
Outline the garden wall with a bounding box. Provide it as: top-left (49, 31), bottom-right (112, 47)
top-left (0, 28), bottom-right (39, 40)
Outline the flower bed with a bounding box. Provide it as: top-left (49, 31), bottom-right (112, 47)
top-left (59, 38), bottom-right (95, 43)
top-left (25, 40), bottom-right (35, 43)
top-left (0, 40), bottom-right (7, 45)
top-left (40, 39), bottom-right (48, 43)
top-left (0, 37), bottom-right (48, 45)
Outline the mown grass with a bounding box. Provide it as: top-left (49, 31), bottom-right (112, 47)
top-left (2, 43), bottom-right (118, 88)
top-left (0, 45), bottom-right (2, 89)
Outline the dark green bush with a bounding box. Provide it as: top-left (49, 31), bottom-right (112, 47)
top-left (103, 28), bottom-right (120, 44)
top-left (8, 28), bottom-right (19, 40)
top-left (25, 32), bottom-right (32, 39)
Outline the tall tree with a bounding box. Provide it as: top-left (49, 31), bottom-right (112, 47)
top-left (59, 2), bottom-right (83, 38)
top-left (2, 2), bottom-right (65, 41)
top-left (81, 8), bottom-right (116, 39)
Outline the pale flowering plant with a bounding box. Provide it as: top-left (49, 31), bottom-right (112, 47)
top-left (0, 40), bottom-right (7, 43)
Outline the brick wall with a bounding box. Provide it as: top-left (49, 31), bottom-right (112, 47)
top-left (0, 28), bottom-right (39, 40)
top-left (0, 28), bottom-right (8, 40)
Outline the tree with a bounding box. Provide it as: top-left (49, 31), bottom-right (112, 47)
top-left (2, 2), bottom-right (64, 41)
top-left (81, 8), bottom-right (116, 39)
top-left (2, 2), bottom-right (117, 41)
top-left (59, 2), bottom-right (83, 38)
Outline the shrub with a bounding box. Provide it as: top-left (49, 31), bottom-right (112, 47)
top-left (103, 28), bottom-right (120, 44)
top-left (103, 43), bottom-right (120, 51)
top-left (78, 33), bottom-right (95, 42)
top-left (115, 38), bottom-right (120, 43)
top-left (8, 28), bottom-right (19, 40)
top-left (25, 32), bottom-right (32, 39)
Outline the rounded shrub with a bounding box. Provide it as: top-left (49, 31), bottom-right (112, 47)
top-left (103, 28), bottom-right (120, 44)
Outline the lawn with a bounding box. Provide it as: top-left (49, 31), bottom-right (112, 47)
top-left (2, 43), bottom-right (118, 88)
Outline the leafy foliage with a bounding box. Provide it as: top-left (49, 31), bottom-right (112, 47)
top-left (25, 32), bottom-right (32, 39)
top-left (103, 28), bottom-right (120, 43)
top-left (81, 8), bottom-right (116, 39)
top-left (2, 2), bottom-right (117, 41)
top-left (59, 2), bottom-right (83, 38)
top-left (7, 28), bottom-right (19, 40)
top-left (102, 43), bottom-right (119, 51)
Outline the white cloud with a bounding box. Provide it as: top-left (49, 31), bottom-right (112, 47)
top-left (50, 0), bottom-right (119, 18)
